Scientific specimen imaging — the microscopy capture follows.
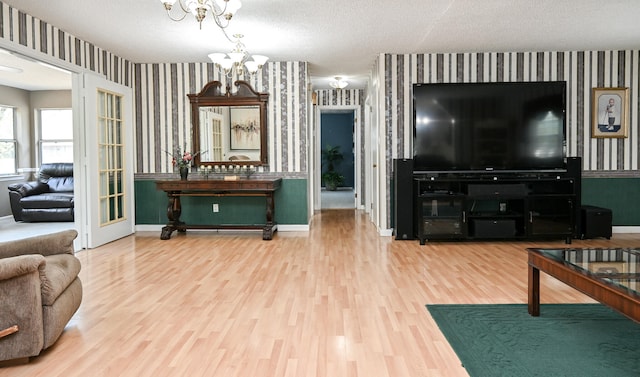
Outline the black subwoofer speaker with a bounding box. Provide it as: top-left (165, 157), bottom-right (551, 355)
top-left (394, 159), bottom-right (414, 240)
top-left (581, 205), bottom-right (612, 239)
top-left (566, 157), bottom-right (582, 238)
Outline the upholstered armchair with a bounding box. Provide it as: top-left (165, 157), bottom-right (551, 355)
top-left (0, 230), bottom-right (82, 363)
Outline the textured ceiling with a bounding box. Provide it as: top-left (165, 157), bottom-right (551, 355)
top-left (1, 0), bottom-right (640, 90)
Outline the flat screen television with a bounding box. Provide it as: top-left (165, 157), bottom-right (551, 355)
top-left (413, 81), bottom-right (567, 173)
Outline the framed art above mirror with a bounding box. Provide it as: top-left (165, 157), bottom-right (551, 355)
top-left (189, 80), bottom-right (269, 166)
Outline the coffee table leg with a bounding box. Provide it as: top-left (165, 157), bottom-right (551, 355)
top-left (528, 264), bottom-right (540, 316)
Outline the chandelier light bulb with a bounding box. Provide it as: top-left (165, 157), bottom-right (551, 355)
top-left (219, 59), bottom-right (233, 71)
top-left (251, 55), bottom-right (269, 66)
top-left (228, 51), bottom-right (245, 63)
top-left (207, 53), bottom-right (226, 64)
top-left (244, 61), bottom-right (259, 73)
top-left (329, 76), bottom-right (349, 89)
top-left (208, 33), bottom-right (268, 78)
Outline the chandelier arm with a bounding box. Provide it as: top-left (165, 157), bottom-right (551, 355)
top-left (211, 0), bottom-right (228, 17)
top-left (177, 0), bottom-right (190, 13)
top-left (165, 10), bottom-right (190, 22)
top-left (210, 14), bottom-right (230, 29)
top-left (220, 28), bottom-right (235, 43)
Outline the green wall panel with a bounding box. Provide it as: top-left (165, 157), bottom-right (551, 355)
top-left (582, 177), bottom-right (640, 225)
top-left (134, 178), bottom-right (308, 226)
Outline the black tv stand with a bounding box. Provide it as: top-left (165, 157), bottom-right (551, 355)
top-left (412, 171), bottom-right (578, 244)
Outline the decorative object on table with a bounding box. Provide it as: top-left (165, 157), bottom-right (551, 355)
top-left (591, 87), bottom-right (629, 138)
top-left (244, 165), bottom-right (255, 178)
top-left (179, 166), bottom-right (189, 180)
top-left (321, 144), bottom-right (345, 191)
top-left (167, 145), bottom-right (201, 180)
top-left (209, 164), bottom-right (255, 179)
top-left (199, 165), bottom-right (213, 179)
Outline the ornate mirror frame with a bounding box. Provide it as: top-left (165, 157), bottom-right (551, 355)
top-left (189, 80), bottom-right (269, 167)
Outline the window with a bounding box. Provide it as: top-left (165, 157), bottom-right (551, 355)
top-left (0, 106), bottom-right (16, 174)
top-left (40, 109), bottom-right (73, 164)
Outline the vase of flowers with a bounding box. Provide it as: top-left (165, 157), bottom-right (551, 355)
top-left (179, 166), bottom-right (189, 180)
top-left (168, 145), bottom-right (200, 180)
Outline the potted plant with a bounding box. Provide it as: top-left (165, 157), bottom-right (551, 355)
top-left (321, 144), bottom-right (345, 191)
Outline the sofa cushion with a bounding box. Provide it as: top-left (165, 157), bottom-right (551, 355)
top-left (47, 177), bottom-right (74, 193)
top-left (20, 193), bottom-right (74, 209)
top-left (39, 254), bottom-right (81, 306)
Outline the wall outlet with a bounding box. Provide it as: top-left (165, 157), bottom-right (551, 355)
top-left (212, 203), bottom-right (219, 212)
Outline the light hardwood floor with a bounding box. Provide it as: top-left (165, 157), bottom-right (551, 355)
top-left (2, 210), bottom-right (639, 377)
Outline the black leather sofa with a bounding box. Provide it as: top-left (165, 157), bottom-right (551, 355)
top-left (8, 163), bottom-right (74, 222)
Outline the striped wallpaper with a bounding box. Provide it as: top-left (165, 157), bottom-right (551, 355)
top-left (380, 51), bottom-right (640, 173)
top-left (0, 2), bottom-right (311, 176)
top-left (134, 61), bottom-right (309, 174)
top-left (0, 2), bottom-right (133, 87)
top-left (377, 51), bottom-right (640, 229)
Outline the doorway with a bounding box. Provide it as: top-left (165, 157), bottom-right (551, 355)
top-left (0, 48), bottom-right (135, 249)
top-left (319, 110), bottom-right (356, 209)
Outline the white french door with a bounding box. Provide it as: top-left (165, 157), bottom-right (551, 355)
top-left (73, 73), bottom-right (134, 248)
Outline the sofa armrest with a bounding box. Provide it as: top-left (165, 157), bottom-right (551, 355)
top-left (8, 181), bottom-right (49, 197)
top-left (0, 254), bottom-right (45, 281)
top-left (0, 230), bottom-right (78, 260)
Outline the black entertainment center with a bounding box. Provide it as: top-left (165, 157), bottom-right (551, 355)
top-left (394, 81), bottom-right (581, 244)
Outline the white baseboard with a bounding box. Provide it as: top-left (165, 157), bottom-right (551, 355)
top-left (613, 226), bottom-right (640, 233)
top-left (278, 224), bottom-right (310, 232)
top-left (379, 228), bottom-right (394, 237)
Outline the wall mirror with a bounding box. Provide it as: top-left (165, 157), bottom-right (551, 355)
top-left (189, 80), bottom-right (268, 166)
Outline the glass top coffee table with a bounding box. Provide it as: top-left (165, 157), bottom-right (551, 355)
top-left (527, 247), bottom-right (640, 321)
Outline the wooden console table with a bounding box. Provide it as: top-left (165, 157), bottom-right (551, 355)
top-left (155, 178), bottom-right (282, 240)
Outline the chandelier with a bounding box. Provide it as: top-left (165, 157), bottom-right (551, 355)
top-left (159, 0), bottom-right (242, 30)
top-left (329, 76), bottom-right (349, 90)
top-left (208, 34), bottom-right (269, 76)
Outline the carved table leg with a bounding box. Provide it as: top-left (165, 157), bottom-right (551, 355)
top-left (161, 192), bottom-right (184, 240)
top-left (263, 193), bottom-right (276, 240)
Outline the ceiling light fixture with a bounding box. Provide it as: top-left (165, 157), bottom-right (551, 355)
top-left (159, 0), bottom-right (241, 30)
top-left (329, 76), bottom-right (349, 90)
top-left (208, 34), bottom-right (268, 77)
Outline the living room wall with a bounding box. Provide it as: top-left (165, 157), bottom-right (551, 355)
top-left (132, 62), bottom-right (311, 228)
top-left (374, 51), bottom-right (640, 228)
top-left (0, 3), bottom-right (311, 228)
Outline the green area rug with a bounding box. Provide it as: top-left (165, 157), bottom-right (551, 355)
top-left (427, 304), bottom-right (640, 377)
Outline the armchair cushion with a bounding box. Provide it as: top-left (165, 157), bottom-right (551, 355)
top-left (39, 254), bottom-right (81, 306)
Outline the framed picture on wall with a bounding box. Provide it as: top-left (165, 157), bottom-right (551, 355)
top-left (229, 106), bottom-right (261, 150)
top-left (591, 87), bottom-right (629, 138)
